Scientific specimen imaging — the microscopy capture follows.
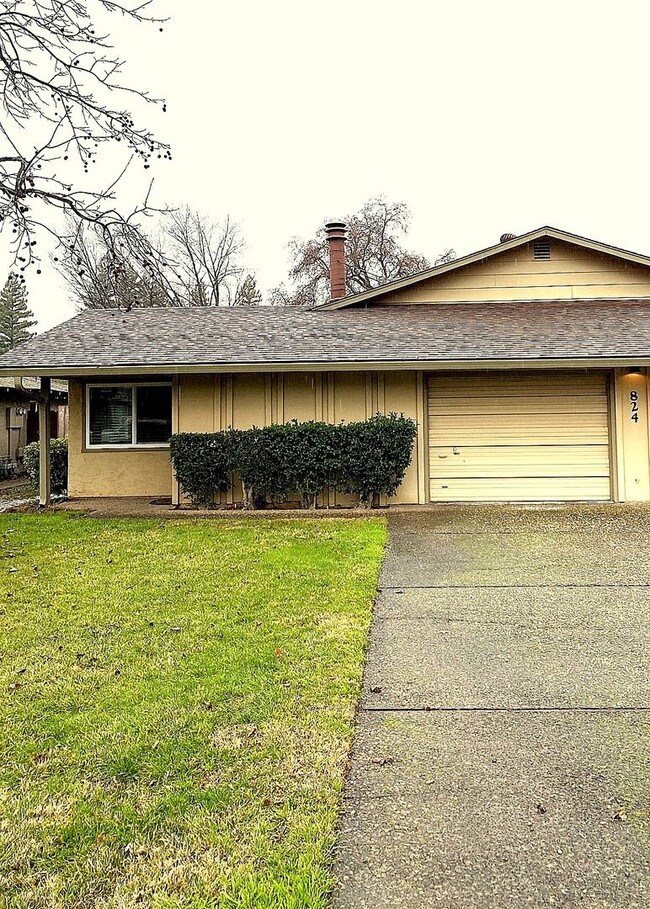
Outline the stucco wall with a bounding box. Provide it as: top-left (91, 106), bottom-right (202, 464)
top-left (384, 371), bottom-right (422, 504)
top-left (68, 380), bottom-right (172, 498)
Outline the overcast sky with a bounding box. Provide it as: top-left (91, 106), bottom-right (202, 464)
top-left (13, 0), bottom-right (650, 330)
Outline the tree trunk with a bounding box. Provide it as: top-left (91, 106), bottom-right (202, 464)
top-left (242, 482), bottom-right (254, 510)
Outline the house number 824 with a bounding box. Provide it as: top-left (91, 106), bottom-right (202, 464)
top-left (630, 390), bottom-right (640, 423)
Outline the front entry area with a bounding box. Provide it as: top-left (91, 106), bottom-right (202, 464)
top-left (428, 371), bottom-right (612, 502)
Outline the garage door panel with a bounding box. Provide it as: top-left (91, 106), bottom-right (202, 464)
top-left (430, 413), bottom-right (609, 446)
top-left (429, 394), bottom-right (608, 415)
top-left (431, 375), bottom-right (605, 396)
top-left (430, 445), bottom-right (610, 479)
top-left (430, 476), bottom-right (612, 502)
top-left (428, 372), bottom-right (611, 502)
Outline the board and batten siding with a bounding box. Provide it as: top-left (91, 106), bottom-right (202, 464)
top-left (376, 240), bottom-right (650, 304)
top-left (173, 371), bottom-right (424, 506)
top-left (66, 368), bottom-right (650, 505)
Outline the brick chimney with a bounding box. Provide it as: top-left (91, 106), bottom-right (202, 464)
top-left (325, 220), bottom-right (347, 300)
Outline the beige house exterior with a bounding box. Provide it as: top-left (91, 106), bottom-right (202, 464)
top-left (3, 226), bottom-right (650, 506)
top-left (66, 370), bottom-right (425, 504)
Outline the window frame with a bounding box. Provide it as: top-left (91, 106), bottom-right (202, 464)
top-left (85, 382), bottom-right (173, 450)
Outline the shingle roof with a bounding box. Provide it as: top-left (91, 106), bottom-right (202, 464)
top-left (0, 300), bottom-right (649, 374)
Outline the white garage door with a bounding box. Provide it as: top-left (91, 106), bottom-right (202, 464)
top-left (428, 372), bottom-right (611, 502)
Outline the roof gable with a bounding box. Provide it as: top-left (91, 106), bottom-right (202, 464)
top-left (319, 226), bottom-right (650, 309)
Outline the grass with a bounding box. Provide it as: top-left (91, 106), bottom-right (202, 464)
top-left (0, 513), bottom-right (386, 908)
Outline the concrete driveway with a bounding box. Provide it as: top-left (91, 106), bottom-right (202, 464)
top-left (333, 505), bottom-right (650, 908)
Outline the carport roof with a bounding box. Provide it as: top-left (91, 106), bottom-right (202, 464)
top-left (1, 298), bottom-right (650, 376)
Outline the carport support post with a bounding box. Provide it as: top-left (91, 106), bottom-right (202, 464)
top-left (39, 377), bottom-right (51, 507)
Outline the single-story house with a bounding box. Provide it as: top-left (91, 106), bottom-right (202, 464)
top-left (2, 224), bottom-right (650, 506)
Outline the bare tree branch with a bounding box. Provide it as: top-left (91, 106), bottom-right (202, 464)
top-left (434, 248), bottom-right (456, 266)
top-left (271, 197), bottom-right (439, 306)
top-left (54, 206), bottom-right (247, 308)
top-left (0, 0), bottom-right (170, 272)
top-left (164, 207), bottom-right (244, 306)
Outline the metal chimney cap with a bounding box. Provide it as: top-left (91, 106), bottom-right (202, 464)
top-left (325, 220), bottom-right (347, 236)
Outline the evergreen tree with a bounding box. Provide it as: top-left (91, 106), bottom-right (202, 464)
top-left (0, 275), bottom-right (37, 354)
top-left (234, 274), bottom-right (262, 306)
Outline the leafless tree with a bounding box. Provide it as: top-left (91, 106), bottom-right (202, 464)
top-left (270, 197), bottom-right (443, 306)
top-left (54, 218), bottom-right (169, 308)
top-left (55, 207), bottom-right (247, 308)
top-left (268, 282), bottom-right (319, 307)
top-left (0, 0), bottom-right (170, 273)
top-left (164, 207), bottom-right (243, 306)
top-left (435, 248), bottom-right (456, 266)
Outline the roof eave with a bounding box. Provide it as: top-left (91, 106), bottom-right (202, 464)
top-left (1, 356), bottom-right (648, 378)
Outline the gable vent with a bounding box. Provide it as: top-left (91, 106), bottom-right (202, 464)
top-left (533, 237), bottom-right (551, 260)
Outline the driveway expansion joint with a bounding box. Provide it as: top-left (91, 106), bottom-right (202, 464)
top-left (381, 582), bottom-right (650, 590)
top-left (361, 705), bottom-right (650, 713)
top-left (374, 614), bottom-right (637, 632)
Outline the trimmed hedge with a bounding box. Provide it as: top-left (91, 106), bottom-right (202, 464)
top-left (23, 437), bottom-right (69, 496)
top-left (233, 425), bottom-right (294, 509)
top-left (286, 421), bottom-right (340, 509)
top-left (169, 432), bottom-right (237, 509)
top-left (170, 414), bottom-right (417, 509)
top-left (340, 414), bottom-right (418, 507)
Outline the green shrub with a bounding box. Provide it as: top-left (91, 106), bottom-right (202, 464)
top-left (340, 413), bottom-right (417, 507)
top-left (285, 420), bottom-right (341, 508)
top-left (169, 414), bottom-right (417, 510)
top-left (169, 432), bottom-right (237, 508)
top-left (23, 437), bottom-right (69, 496)
top-left (233, 426), bottom-right (294, 509)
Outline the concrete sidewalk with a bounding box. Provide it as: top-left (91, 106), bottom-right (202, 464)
top-left (333, 507), bottom-right (650, 908)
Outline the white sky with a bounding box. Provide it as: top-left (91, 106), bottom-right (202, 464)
top-left (11, 0), bottom-right (650, 330)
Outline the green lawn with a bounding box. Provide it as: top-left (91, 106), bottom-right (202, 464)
top-left (0, 513), bottom-right (386, 909)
